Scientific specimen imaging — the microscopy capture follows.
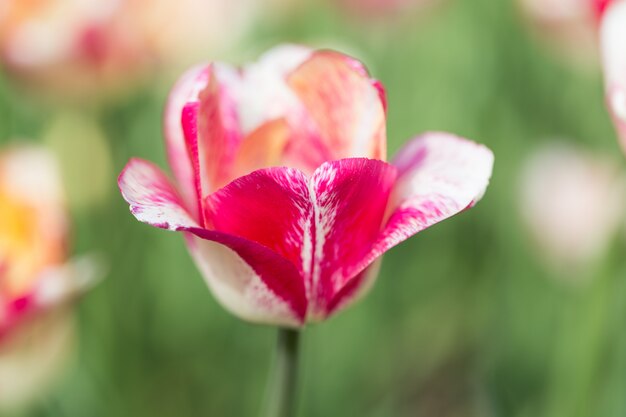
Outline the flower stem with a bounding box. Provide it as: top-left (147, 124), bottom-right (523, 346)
top-left (263, 327), bottom-right (301, 417)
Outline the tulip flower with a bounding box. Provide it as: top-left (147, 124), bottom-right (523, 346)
top-left (119, 44), bottom-right (494, 326)
top-left (600, 0), bottom-right (626, 153)
top-left (0, 0), bottom-right (256, 99)
top-left (119, 46), bottom-right (493, 327)
top-left (118, 45), bottom-right (493, 416)
top-left (520, 143), bottom-right (626, 278)
top-left (0, 146), bottom-right (97, 410)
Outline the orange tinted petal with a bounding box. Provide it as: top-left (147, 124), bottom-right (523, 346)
top-left (287, 50), bottom-right (387, 162)
top-left (233, 119), bottom-right (291, 178)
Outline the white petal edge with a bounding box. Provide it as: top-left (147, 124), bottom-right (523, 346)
top-left (118, 158), bottom-right (199, 230)
top-left (363, 132), bottom-right (494, 268)
top-left (186, 235), bottom-right (301, 327)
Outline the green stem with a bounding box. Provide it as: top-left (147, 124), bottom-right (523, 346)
top-left (263, 328), bottom-right (301, 417)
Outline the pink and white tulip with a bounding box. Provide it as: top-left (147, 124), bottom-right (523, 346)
top-left (118, 45), bottom-right (494, 327)
top-left (0, 146), bottom-right (97, 408)
top-left (600, 0), bottom-right (626, 153)
top-left (520, 143), bottom-right (626, 276)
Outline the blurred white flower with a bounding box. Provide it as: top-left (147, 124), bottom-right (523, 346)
top-left (600, 0), bottom-right (626, 154)
top-left (520, 143), bottom-right (626, 278)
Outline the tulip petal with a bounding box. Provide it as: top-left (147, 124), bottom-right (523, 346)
top-left (287, 50), bottom-right (387, 163)
top-left (185, 232), bottom-right (306, 326)
top-left (307, 159), bottom-right (397, 319)
top-left (224, 45), bottom-right (323, 175)
top-left (119, 158), bottom-right (307, 325)
top-left (203, 167), bottom-right (310, 321)
top-left (326, 259), bottom-right (382, 317)
top-left (205, 167), bottom-right (310, 269)
top-left (197, 64), bottom-right (243, 191)
top-left (600, 0), bottom-right (626, 152)
top-left (362, 133), bottom-right (493, 269)
top-left (234, 44), bottom-right (313, 135)
top-left (203, 159), bottom-right (397, 321)
top-left (164, 64), bottom-right (211, 213)
top-left (118, 158), bottom-right (199, 230)
top-left (233, 118), bottom-right (291, 177)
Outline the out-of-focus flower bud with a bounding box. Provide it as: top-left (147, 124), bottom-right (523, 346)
top-left (520, 143), bottom-right (626, 279)
top-left (600, 0), bottom-right (626, 154)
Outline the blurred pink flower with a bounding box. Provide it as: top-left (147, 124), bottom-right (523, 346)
top-left (600, 0), bottom-right (626, 154)
top-left (519, 0), bottom-right (613, 69)
top-left (0, 146), bottom-right (98, 408)
top-left (0, 0), bottom-right (256, 99)
top-left (520, 143), bottom-right (626, 276)
top-left (118, 45), bottom-right (494, 326)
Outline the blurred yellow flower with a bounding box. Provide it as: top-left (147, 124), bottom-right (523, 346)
top-left (0, 147), bottom-right (66, 310)
top-left (0, 145), bottom-right (99, 410)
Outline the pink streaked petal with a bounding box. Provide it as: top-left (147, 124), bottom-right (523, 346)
top-left (325, 259), bottom-right (382, 319)
top-left (184, 230), bottom-right (306, 325)
top-left (307, 158), bottom-right (397, 320)
top-left (287, 50), bottom-right (387, 162)
top-left (202, 159), bottom-right (396, 321)
top-left (202, 167), bottom-right (315, 322)
top-left (204, 167), bottom-right (311, 276)
top-left (181, 102), bottom-right (205, 220)
top-left (118, 158), bottom-right (198, 230)
top-left (119, 159), bottom-right (307, 323)
top-left (361, 133), bottom-right (493, 271)
top-left (197, 64), bottom-right (243, 191)
top-left (372, 79), bottom-right (388, 113)
top-left (600, 0), bottom-right (626, 152)
top-left (164, 64), bottom-right (211, 212)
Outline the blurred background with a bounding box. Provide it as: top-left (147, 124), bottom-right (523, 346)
top-left (1, 0), bottom-right (626, 416)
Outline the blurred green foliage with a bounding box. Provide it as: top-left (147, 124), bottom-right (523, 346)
top-left (2, 0), bottom-right (626, 416)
